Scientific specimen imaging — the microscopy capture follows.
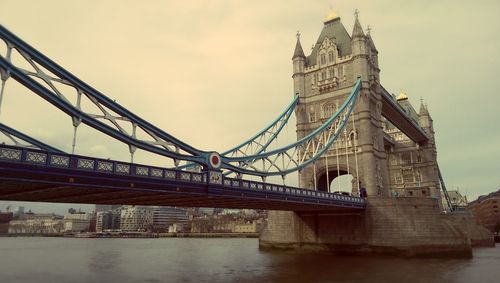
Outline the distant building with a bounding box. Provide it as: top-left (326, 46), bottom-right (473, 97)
top-left (468, 189), bottom-right (500, 233)
top-left (96, 210), bottom-right (121, 232)
top-left (63, 212), bottom-right (91, 232)
top-left (233, 221), bottom-right (259, 233)
top-left (0, 212), bottom-right (13, 233)
top-left (13, 206), bottom-right (24, 218)
top-left (168, 223), bottom-right (185, 233)
top-left (152, 207), bottom-right (189, 232)
top-left (221, 209), bottom-right (240, 215)
top-left (95, 205), bottom-right (121, 213)
top-left (8, 213), bottom-right (64, 234)
top-left (447, 190), bottom-right (468, 211)
top-left (198, 207), bottom-right (215, 215)
top-left (120, 206), bottom-right (154, 232)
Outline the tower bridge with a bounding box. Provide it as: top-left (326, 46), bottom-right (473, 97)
top-left (0, 11), bottom-right (493, 256)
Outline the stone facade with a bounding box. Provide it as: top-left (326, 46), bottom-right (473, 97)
top-left (261, 198), bottom-right (493, 257)
top-left (292, 13), bottom-right (440, 200)
top-left (260, 12), bottom-right (494, 257)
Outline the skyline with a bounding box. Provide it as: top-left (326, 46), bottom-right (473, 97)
top-left (0, 1), bottom-right (499, 214)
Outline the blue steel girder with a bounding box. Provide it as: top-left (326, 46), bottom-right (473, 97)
top-left (179, 94), bottom-right (299, 174)
top-left (0, 25), bottom-right (209, 166)
top-left (0, 25), bottom-right (361, 179)
top-left (219, 79), bottom-right (361, 177)
top-left (0, 144), bottom-right (366, 210)
top-left (0, 123), bottom-right (64, 153)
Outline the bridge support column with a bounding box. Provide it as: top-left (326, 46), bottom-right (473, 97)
top-left (259, 197), bottom-right (490, 257)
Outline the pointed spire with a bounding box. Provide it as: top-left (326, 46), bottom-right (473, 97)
top-left (366, 25), bottom-right (378, 52)
top-left (352, 9), bottom-right (365, 38)
top-left (292, 31), bottom-right (305, 59)
top-left (419, 97), bottom-right (429, 116)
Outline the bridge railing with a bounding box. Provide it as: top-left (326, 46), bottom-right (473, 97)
top-left (0, 144), bottom-right (365, 207)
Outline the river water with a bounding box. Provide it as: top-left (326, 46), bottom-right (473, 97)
top-left (0, 237), bottom-right (498, 283)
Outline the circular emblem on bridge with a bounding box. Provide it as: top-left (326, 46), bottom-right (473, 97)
top-left (208, 152), bottom-right (221, 169)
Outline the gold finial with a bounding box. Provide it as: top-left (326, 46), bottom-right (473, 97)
top-left (396, 91), bottom-right (408, 101)
top-left (367, 25), bottom-right (372, 35)
top-left (354, 8), bottom-right (359, 19)
top-left (296, 30), bottom-right (301, 40)
top-left (325, 9), bottom-right (339, 22)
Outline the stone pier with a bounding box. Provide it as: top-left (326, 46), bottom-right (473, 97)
top-left (260, 197), bottom-right (493, 257)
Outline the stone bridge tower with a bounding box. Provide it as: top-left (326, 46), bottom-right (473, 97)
top-left (293, 12), bottom-right (388, 197)
top-left (259, 11), bottom-right (492, 256)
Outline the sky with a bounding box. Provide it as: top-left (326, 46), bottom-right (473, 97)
top-left (0, 0), bottom-right (499, 214)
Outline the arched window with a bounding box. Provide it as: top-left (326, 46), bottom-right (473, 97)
top-left (323, 104), bottom-right (334, 118)
top-left (328, 51), bottom-right (335, 63)
top-left (329, 68), bottom-right (334, 79)
top-left (320, 53), bottom-right (326, 65)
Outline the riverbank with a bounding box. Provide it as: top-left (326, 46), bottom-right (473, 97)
top-left (0, 232), bottom-right (259, 238)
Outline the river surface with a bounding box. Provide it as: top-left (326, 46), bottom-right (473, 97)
top-left (0, 237), bottom-right (498, 283)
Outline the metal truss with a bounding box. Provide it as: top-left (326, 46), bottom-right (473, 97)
top-left (220, 79), bottom-right (361, 177)
top-left (0, 25), bottom-right (361, 179)
top-left (0, 123), bottom-right (64, 153)
top-left (438, 166), bottom-right (454, 212)
top-left (179, 94), bottom-right (299, 173)
top-left (0, 25), bottom-right (208, 166)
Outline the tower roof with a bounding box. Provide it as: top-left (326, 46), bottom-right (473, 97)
top-left (366, 27), bottom-right (378, 52)
top-left (306, 17), bottom-right (352, 66)
top-left (292, 32), bottom-right (305, 59)
top-left (419, 99), bottom-right (430, 116)
top-left (352, 10), bottom-right (365, 39)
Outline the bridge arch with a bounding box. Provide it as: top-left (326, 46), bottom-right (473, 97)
top-left (309, 162), bottom-right (364, 196)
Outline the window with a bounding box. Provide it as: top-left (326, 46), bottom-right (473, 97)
top-left (493, 205), bottom-right (498, 208)
top-left (329, 68), bottom-right (334, 79)
top-left (328, 51), bottom-right (335, 63)
top-left (347, 132), bottom-right (356, 146)
top-left (394, 172), bottom-right (402, 184)
top-left (402, 169), bottom-right (414, 183)
top-left (415, 170), bottom-right (421, 182)
top-left (390, 155), bottom-right (397, 165)
top-left (314, 73), bottom-right (318, 83)
top-left (323, 104), bottom-right (334, 118)
top-left (401, 153), bottom-right (412, 164)
top-left (321, 71), bottom-right (326, 81)
top-left (320, 54), bottom-right (326, 65)
top-left (416, 154), bottom-right (422, 163)
top-left (422, 190), bottom-right (427, 196)
top-left (337, 66), bottom-right (344, 77)
top-left (309, 112), bottom-right (316, 122)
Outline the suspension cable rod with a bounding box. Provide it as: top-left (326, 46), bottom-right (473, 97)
top-left (352, 111), bottom-right (360, 196)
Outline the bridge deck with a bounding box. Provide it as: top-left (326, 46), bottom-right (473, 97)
top-left (380, 85), bottom-right (429, 144)
top-left (0, 145), bottom-right (365, 211)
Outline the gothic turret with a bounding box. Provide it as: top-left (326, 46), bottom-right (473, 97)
top-left (350, 10), bottom-right (368, 80)
top-left (352, 12), bottom-right (365, 39)
top-left (366, 27), bottom-right (380, 80)
top-left (419, 100), bottom-right (434, 135)
top-left (292, 32), bottom-right (306, 98)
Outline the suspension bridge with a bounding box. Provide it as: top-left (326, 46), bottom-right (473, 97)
top-left (0, 20), bottom-right (456, 212)
top-left (1, 11), bottom-right (490, 256)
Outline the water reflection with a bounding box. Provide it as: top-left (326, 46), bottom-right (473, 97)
top-left (0, 238), bottom-right (497, 283)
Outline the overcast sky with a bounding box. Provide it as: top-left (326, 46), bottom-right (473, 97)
top-left (0, 0), bottom-right (499, 214)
